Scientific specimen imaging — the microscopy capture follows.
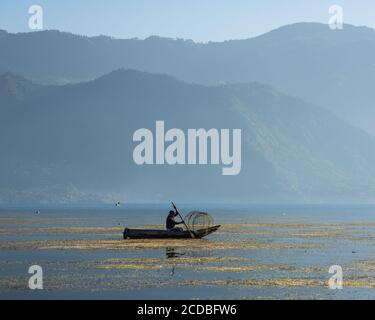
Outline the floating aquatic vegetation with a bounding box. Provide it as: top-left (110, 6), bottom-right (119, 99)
top-left (0, 238), bottom-right (320, 251)
top-left (95, 256), bottom-right (248, 270)
top-left (188, 278), bottom-right (326, 288)
top-left (0, 226), bottom-right (123, 236)
top-left (3, 273), bottom-right (375, 292)
top-left (91, 256), bottom-right (325, 275)
top-left (2, 217), bottom-right (375, 299)
top-left (345, 260), bottom-right (375, 273)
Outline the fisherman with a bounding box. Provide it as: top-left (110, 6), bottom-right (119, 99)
top-left (166, 210), bottom-right (184, 231)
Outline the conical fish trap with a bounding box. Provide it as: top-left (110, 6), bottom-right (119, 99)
top-left (184, 211), bottom-right (214, 232)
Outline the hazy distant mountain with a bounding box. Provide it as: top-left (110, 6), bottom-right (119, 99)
top-left (0, 72), bottom-right (40, 107)
top-left (1, 23), bottom-right (375, 133)
top-left (1, 70), bottom-right (375, 203)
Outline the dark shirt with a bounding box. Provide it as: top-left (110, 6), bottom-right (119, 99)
top-left (166, 215), bottom-right (182, 229)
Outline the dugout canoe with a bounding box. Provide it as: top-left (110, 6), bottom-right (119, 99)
top-left (123, 225), bottom-right (220, 239)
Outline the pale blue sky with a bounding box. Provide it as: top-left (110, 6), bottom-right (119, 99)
top-left (0, 0), bottom-right (374, 42)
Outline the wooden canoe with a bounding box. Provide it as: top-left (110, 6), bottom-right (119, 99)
top-left (123, 225), bottom-right (220, 239)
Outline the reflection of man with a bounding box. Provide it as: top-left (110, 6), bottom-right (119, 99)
top-left (166, 247), bottom-right (185, 277)
top-left (166, 247), bottom-right (184, 258)
top-left (166, 210), bottom-right (183, 231)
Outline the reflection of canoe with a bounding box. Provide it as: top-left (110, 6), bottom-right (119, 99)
top-left (123, 225), bottom-right (220, 239)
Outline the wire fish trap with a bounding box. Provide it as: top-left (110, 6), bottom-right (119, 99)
top-left (184, 211), bottom-right (214, 234)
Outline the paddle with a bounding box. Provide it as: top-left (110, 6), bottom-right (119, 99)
top-left (171, 201), bottom-right (195, 239)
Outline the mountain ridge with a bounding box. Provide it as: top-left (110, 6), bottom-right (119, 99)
top-left (0, 72), bottom-right (40, 106)
top-left (3, 22), bottom-right (375, 43)
top-left (1, 69), bottom-right (375, 203)
top-left (1, 22), bottom-right (375, 133)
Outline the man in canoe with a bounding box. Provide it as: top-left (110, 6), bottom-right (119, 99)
top-left (166, 210), bottom-right (184, 231)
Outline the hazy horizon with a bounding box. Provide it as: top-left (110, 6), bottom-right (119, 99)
top-left (1, 21), bottom-right (375, 44)
top-left (1, 0), bottom-right (375, 42)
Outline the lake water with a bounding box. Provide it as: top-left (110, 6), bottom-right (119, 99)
top-left (1, 203), bottom-right (375, 299)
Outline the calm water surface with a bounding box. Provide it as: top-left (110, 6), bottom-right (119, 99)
top-left (1, 204), bottom-right (375, 299)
